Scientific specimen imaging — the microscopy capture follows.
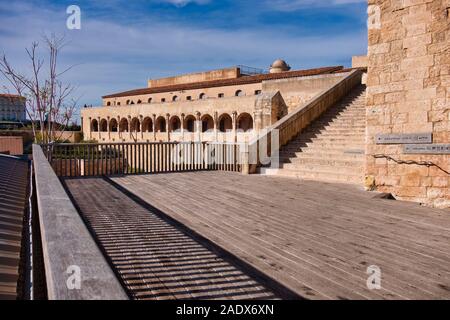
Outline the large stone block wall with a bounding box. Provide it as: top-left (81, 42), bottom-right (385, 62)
top-left (366, 0), bottom-right (449, 208)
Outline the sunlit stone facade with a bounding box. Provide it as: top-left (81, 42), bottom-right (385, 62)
top-left (81, 62), bottom-right (347, 143)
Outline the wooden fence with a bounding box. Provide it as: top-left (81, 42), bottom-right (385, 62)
top-left (40, 142), bottom-right (244, 177)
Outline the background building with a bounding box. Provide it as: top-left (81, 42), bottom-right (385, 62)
top-left (0, 94), bottom-right (26, 122)
top-left (81, 61), bottom-right (348, 143)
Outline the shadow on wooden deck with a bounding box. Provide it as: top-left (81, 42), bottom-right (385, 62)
top-left (62, 176), bottom-right (302, 300)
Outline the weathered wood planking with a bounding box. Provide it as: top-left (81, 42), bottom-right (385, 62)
top-left (113, 171), bottom-right (450, 300)
top-left (64, 177), bottom-right (286, 300)
top-left (0, 156), bottom-right (29, 300)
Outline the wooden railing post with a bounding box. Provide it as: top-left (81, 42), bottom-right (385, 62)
top-left (240, 143), bottom-right (249, 175)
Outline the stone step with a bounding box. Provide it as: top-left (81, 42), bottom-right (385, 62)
top-left (322, 108), bottom-right (366, 114)
top-left (299, 132), bottom-right (364, 139)
top-left (261, 167), bottom-right (364, 184)
top-left (281, 156), bottom-right (364, 167)
top-left (319, 114), bottom-right (366, 120)
top-left (304, 128), bottom-right (366, 135)
top-left (307, 125), bottom-right (366, 132)
top-left (328, 107), bottom-right (365, 111)
top-left (318, 117), bottom-right (366, 122)
top-left (304, 126), bottom-right (366, 132)
top-left (316, 121), bottom-right (366, 126)
top-left (313, 119), bottom-right (366, 125)
top-left (311, 117), bottom-right (366, 123)
top-left (283, 147), bottom-right (365, 156)
top-left (283, 141), bottom-right (365, 149)
top-left (286, 143), bottom-right (364, 151)
top-left (280, 152), bottom-right (364, 162)
top-left (281, 163), bottom-right (363, 174)
top-left (271, 85), bottom-right (367, 186)
top-left (295, 137), bottom-right (365, 144)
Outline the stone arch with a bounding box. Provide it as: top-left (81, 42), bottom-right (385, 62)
top-left (130, 117), bottom-right (140, 132)
top-left (119, 118), bottom-right (129, 132)
top-left (137, 100), bottom-right (142, 104)
top-left (142, 117), bottom-right (153, 132)
top-left (184, 114), bottom-right (196, 133)
top-left (91, 119), bottom-right (99, 132)
top-left (199, 93), bottom-right (207, 100)
top-left (235, 90), bottom-right (244, 97)
top-left (237, 112), bottom-right (253, 132)
top-left (126, 99), bottom-right (130, 105)
top-left (155, 116), bottom-right (166, 132)
top-left (106, 101), bottom-right (111, 106)
top-left (201, 114), bottom-right (214, 133)
top-left (218, 113), bottom-right (232, 132)
top-left (100, 119), bottom-right (108, 132)
top-left (172, 95), bottom-right (179, 102)
top-left (148, 97), bottom-right (152, 103)
top-left (169, 115), bottom-right (181, 132)
top-left (109, 118), bottom-right (118, 132)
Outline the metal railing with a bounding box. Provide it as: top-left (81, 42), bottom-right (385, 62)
top-left (40, 142), bottom-right (243, 177)
top-left (237, 65), bottom-right (267, 76)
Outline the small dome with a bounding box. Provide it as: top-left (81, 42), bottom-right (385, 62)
top-left (269, 59), bottom-right (291, 73)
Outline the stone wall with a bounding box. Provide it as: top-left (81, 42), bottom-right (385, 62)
top-left (81, 94), bottom-right (284, 143)
top-left (103, 82), bottom-right (262, 107)
top-left (262, 73), bottom-right (345, 112)
top-left (366, 0), bottom-right (449, 208)
top-left (148, 67), bottom-right (239, 88)
top-left (54, 130), bottom-right (82, 143)
top-left (352, 55), bottom-right (369, 68)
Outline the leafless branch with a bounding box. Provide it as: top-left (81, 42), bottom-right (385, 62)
top-left (0, 34), bottom-right (79, 143)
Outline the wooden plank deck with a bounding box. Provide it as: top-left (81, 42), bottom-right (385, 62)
top-left (64, 177), bottom-right (297, 300)
top-left (111, 171), bottom-right (450, 300)
top-left (0, 156), bottom-right (28, 300)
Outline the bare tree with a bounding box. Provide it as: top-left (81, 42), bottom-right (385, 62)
top-left (0, 34), bottom-right (78, 144)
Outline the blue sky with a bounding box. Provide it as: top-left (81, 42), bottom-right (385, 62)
top-left (0, 0), bottom-right (368, 116)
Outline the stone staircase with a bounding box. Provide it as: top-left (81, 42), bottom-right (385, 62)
top-left (263, 85), bottom-right (366, 184)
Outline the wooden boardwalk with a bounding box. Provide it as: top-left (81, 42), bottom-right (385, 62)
top-left (0, 156), bottom-right (28, 299)
top-left (64, 177), bottom-right (296, 300)
top-left (111, 171), bottom-right (450, 300)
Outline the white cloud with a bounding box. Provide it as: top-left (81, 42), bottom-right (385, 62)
top-left (158, 0), bottom-right (210, 7)
top-left (267, 0), bottom-right (367, 11)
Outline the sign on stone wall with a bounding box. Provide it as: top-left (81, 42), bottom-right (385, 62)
top-left (403, 144), bottom-right (450, 154)
top-left (375, 133), bottom-right (432, 144)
